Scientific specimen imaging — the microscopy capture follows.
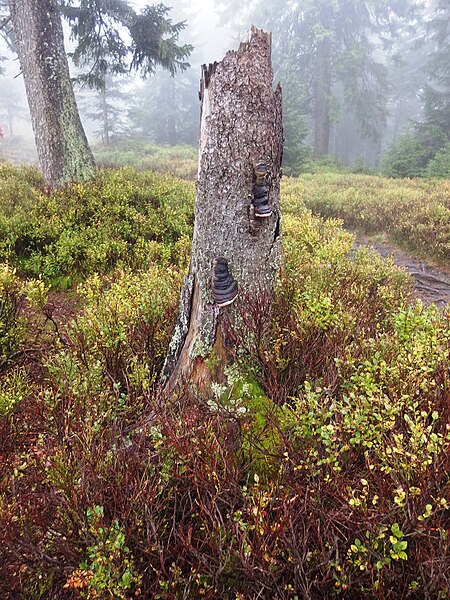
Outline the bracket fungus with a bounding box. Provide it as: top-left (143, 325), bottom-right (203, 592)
top-left (212, 257), bottom-right (238, 307)
top-left (253, 161), bottom-right (272, 218)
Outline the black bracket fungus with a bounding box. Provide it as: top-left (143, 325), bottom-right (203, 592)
top-left (212, 257), bottom-right (238, 307)
top-left (254, 160), bottom-right (267, 185)
top-left (252, 160), bottom-right (272, 218)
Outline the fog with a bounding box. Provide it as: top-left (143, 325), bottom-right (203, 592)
top-left (0, 0), bottom-right (234, 160)
top-left (0, 0), bottom-right (448, 173)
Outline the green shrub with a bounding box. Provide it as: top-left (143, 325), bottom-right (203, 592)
top-left (0, 264), bottom-right (24, 363)
top-left (0, 162), bottom-right (45, 187)
top-left (2, 166), bottom-right (450, 599)
top-left (233, 211), bottom-right (411, 405)
top-left (427, 143), bottom-right (450, 178)
top-left (46, 265), bottom-right (182, 405)
top-left (351, 157), bottom-right (377, 175)
top-left (300, 154), bottom-right (347, 174)
top-left (287, 173), bottom-right (450, 265)
top-left (381, 130), bottom-right (432, 178)
top-left (0, 366), bottom-right (29, 416)
top-left (64, 505), bottom-right (141, 599)
top-left (0, 167), bottom-right (194, 286)
top-left (93, 140), bottom-right (198, 180)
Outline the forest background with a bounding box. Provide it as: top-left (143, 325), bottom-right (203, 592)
top-left (0, 0), bottom-right (449, 179)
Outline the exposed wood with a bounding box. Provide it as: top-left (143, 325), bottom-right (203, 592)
top-left (162, 26), bottom-right (283, 396)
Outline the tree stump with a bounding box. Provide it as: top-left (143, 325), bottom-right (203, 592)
top-left (162, 26), bottom-right (283, 395)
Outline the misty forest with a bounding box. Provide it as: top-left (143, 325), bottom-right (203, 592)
top-left (0, 0), bottom-right (450, 598)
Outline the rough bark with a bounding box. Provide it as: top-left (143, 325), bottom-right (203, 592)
top-left (9, 0), bottom-right (95, 186)
top-left (314, 8), bottom-right (332, 158)
top-left (101, 90), bottom-right (110, 146)
top-left (162, 27), bottom-right (283, 395)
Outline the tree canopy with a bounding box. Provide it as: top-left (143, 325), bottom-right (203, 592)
top-left (382, 0), bottom-right (450, 177)
top-left (1, 0), bottom-right (193, 90)
top-left (221, 0), bottom-right (420, 160)
top-left (420, 0), bottom-right (450, 150)
top-left (60, 0), bottom-right (193, 90)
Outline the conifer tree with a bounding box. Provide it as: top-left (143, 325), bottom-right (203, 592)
top-left (1, 0), bottom-right (192, 185)
top-left (221, 0), bottom-right (418, 158)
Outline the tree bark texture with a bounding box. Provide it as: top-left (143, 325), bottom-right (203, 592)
top-left (163, 27), bottom-right (283, 395)
top-left (101, 90), bottom-right (110, 146)
top-left (314, 8), bottom-right (332, 158)
top-left (9, 0), bottom-right (95, 186)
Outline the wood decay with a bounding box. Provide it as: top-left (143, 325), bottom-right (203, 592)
top-left (162, 26), bottom-right (283, 396)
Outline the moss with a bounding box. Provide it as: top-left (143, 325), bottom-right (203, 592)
top-left (232, 377), bottom-right (285, 481)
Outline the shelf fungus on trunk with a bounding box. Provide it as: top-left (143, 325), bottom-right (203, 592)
top-left (212, 257), bottom-right (238, 307)
top-left (253, 160), bottom-right (272, 218)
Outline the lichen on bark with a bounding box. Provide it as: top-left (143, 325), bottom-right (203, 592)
top-left (10, 0), bottom-right (95, 186)
top-left (58, 74), bottom-right (96, 184)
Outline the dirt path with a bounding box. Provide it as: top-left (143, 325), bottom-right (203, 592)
top-left (355, 237), bottom-right (450, 309)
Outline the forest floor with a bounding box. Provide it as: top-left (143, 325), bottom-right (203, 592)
top-left (355, 236), bottom-right (450, 309)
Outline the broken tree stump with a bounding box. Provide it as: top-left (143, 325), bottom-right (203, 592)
top-left (162, 26), bottom-right (283, 395)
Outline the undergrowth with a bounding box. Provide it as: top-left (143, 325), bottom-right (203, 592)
top-left (0, 165), bottom-right (449, 598)
top-left (0, 165), bottom-right (193, 287)
top-left (284, 173), bottom-right (450, 265)
top-left (93, 140), bottom-right (198, 180)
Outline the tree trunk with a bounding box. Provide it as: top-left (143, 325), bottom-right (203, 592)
top-left (7, 106), bottom-right (13, 137)
top-left (162, 27), bottom-right (283, 396)
top-left (101, 89), bottom-right (110, 146)
top-left (9, 0), bottom-right (95, 186)
top-left (314, 9), bottom-right (332, 158)
top-left (167, 77), bottom-right (176, 145)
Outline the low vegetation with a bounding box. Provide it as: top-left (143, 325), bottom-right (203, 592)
top-left (1, 163), bottom-right (449, 598)
top-left (92, 140), bottom-right (198, 180)
top-left (285, 173), bottom-right (450, 265)
top-left (0, 163), bottom-right (193, 287)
